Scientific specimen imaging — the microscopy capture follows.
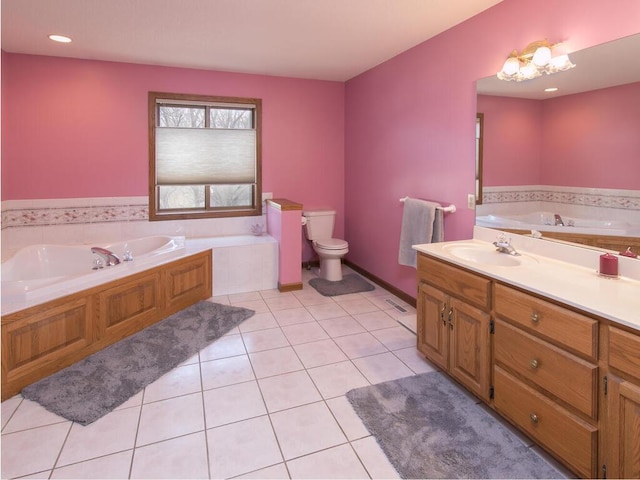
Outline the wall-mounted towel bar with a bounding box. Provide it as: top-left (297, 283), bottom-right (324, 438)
top-left (400, 196), bottom-right (456, 213)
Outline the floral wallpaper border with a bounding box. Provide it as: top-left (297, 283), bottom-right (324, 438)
top-left (482, 187), bottom-right (640, 211)
top-left (1, 202), bottom-right (149, 229)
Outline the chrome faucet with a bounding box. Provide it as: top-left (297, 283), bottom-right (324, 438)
top-left (91, 247), bottom-right (121, 266)
top-left (554, 214), bottom-right (564, 226)
top-left (493, 234), bottom-right (520, 256)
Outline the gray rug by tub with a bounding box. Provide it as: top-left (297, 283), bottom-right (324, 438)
top-left (22, 301), bottom-right (254, 426)
top-left (308, 273), bottom-right (375, 296)
top-left (346, 372), bottom-right (565, 479)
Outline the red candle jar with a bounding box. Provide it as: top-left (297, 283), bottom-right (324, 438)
top-left (599, 253), bottom-right (619, 277)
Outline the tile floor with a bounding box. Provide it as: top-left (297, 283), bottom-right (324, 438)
top-left (1, 266), bottom-right (569, 479)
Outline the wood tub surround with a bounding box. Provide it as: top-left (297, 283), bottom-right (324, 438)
top-left (1, 249), bottom-right (212, 401)
top-left (416, 252), bottom-right (640, 479)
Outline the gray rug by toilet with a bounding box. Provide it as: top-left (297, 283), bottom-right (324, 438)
top-left (308, 273), bottom-right (375, 296)
top-left (22, 301), bottom-right (254, 426)
top-left (346, 372), bottom-right (565, 479)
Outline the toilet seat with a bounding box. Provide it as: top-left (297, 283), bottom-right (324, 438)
top-left (315, 238), bottom-right (348, 250)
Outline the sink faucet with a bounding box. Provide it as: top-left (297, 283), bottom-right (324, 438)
top-left (493, 234), bottom-right (521, 256)
top-left (91, 247), bottom-right (121, 266)
top-left (554, 214), bottom-right (564, 226)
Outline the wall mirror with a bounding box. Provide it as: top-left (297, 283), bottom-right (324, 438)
top-left (475, 33), bottom-right (640, 253)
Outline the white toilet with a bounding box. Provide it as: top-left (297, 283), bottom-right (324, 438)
top-left (302, 209), bottom-right (349, 282)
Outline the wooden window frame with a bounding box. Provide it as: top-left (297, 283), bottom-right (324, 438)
top-left (148, 91), bottom-right (262, 221)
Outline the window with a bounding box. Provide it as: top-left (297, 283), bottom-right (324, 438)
top-left (149, 92), bottom-right (262, 220)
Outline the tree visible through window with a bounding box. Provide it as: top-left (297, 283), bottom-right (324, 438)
top-left (149, 92), bottom-right (262, 220)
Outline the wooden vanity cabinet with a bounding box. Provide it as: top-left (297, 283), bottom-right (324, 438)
top-left (417, 254), bottom-right (491, 402)
top-left (416, 250), bottom-right (640, 479)
top-left (602, 325), bottom-right (640, 479)
top-left (493, 284), bottom-right (599, 478)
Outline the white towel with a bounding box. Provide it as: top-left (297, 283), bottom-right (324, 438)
top-left (398, 198), bottom-right (443, 268)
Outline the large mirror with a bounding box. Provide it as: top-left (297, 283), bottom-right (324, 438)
top-left (475, 34), bottom-right (640, 253)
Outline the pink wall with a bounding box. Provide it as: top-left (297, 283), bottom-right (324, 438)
top-left (541, 82), bottom-right (640, 188)
top-left (478, 82), bottom-right (640, 189)
top-left (1, 54), bottom-right (346, 240)
top-left (477, 95), bottom-right (543, 186)
top-left (345, 0), bottom-right (640, 298)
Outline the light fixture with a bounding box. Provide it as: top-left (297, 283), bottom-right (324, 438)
top-left (48, 34), bottom-right (72, 43)
top-left (497, 40), bottom-right (575, 82)
top-left (544, 87), bottom-right (559, 93)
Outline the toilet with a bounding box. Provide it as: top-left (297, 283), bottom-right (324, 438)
top-left (302, 209), bottom-right (349, 282)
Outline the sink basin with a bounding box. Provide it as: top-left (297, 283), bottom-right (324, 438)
top-left (442, 243), bottom-right (538, 267)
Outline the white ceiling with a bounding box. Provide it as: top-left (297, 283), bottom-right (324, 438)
top-left (1, 0), bottom-right (503, 81)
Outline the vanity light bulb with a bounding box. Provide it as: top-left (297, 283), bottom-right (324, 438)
top-left (502, 57), bottom-right (520, 75)
top-left (532, 46), bottom-right (552, 66)
top-left (520, 62), bottom-right (538, 79)
top-left (549, 54), bottom-right (574, 71)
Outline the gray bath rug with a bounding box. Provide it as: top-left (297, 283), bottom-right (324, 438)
top-left (22, 301), bottom-right (254, 426)
top-left (346, 372), bottom-right (565, 479)
top-left (308, 273), bottom-right (375, 296)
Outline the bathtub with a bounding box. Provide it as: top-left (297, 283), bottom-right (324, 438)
top-left (476, 211), bottom-right (633, 237)
top-left (1, 236), bottom-right (187, 314)
top-left (1, 234), bottom-right (278, 315)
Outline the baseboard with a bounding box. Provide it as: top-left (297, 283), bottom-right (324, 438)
top-left (343, 260), bottom-right (417, 308)
top-left (278, 282), bottom-right (303, 292)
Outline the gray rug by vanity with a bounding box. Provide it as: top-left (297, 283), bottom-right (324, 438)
top-left (346, 372), bottom-right (565, 479)
top-left (22, 301), bottom-right (254, 426)
top-left (308, 273), bottom-right (375, 296)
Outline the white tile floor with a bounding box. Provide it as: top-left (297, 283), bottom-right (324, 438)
top-left (1, 266), bottom-right (569, 479)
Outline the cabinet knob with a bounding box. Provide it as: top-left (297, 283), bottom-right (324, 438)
top-left (530, 312), bottom-right (539, 323)
top-left (530, 359), bottom-right (539, 369)
top-left (530, 413), bottom-right (539, 424)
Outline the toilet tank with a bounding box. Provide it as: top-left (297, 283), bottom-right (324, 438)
top-left (302, 209), bottom-right (336, 240)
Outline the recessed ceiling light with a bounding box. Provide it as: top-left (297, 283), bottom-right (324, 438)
top-left (48, 34), bottom-right (72, 43)
top-left (544, 87), bottom-right (559, 92)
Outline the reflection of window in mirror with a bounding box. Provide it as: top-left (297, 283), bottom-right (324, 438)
top-left (475, 113), bottom-right (484, 205)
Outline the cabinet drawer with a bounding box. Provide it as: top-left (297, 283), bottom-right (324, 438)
top-left (418, 254), bottom-right (491, 310)
top-left (494, 367), bottom-right (597, 478)
top-left (495, 320), bottom-right (598, 419)
top-left (494, 283), bottom-right (597, 360)
top-left (609, 326), bottom-right (640, 381)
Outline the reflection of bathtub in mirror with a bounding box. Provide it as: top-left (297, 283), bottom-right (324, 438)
top-left (476, 212), bottom-right (634, 237)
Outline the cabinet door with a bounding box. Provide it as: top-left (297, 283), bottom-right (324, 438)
top-left (449, 297), bottom-right (491, 402)
top-left (606, 376), bottom-right (640, 479)
top-left (417, 282), bottom-right (448, 370)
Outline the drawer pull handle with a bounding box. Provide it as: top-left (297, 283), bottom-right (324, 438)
top-left (530, 312), bottom-right (539, 323)
top-left (530, 413), bottom-right (539, 424)
top-left (530, 359), bottom-right (539, 369)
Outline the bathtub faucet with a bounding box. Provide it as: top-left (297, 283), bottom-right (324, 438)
top-left (554, 214), bottom-right (564, 226)
top-left (91, 247), bottom-right (121, 266)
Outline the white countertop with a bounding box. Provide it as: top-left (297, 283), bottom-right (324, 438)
top-left (413, 227), bottom-right (640, 332)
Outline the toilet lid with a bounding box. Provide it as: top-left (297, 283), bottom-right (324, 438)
top-left (315, 238), bottom-right (348, 250)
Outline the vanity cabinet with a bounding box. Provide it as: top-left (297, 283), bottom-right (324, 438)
top-left (493, 284), bottom-right (599, 478)
top-left (415, 251), bottom-right (640, 479)
top-left (602, 326), bottom-right (640, 479)
top-left (417, 255), bottom-right (491, 402)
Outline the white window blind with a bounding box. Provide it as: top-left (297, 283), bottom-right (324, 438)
top-left (156, 128), bottom-right (256, 185)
